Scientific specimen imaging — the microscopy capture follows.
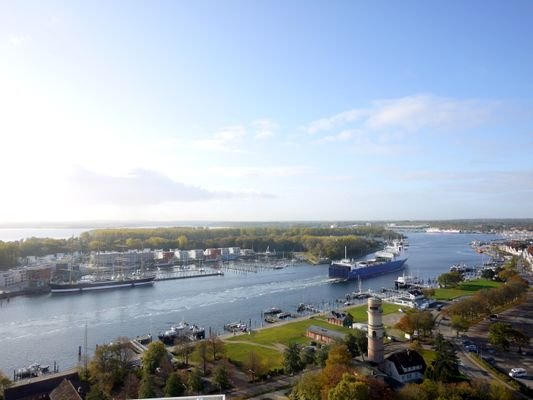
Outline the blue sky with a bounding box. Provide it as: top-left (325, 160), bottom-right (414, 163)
top-left (1, 1), bottom-right (532, 222)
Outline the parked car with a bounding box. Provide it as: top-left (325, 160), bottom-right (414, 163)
top-left (509, 368), bottom-right (527, 378)
top-left (489, 314), bottom-right (498, 321)
top-left (465, 344), bottom-right (477, 353)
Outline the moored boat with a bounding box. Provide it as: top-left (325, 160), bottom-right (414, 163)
top-left (158, 321), bottom-right (205, 345)
top-left (49, 274), bottom-right (155, 293)
top-left (329, 241), bottom-right (407, 281)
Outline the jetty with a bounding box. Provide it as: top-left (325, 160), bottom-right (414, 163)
top-left (155, 270), bottom-right (223, 281)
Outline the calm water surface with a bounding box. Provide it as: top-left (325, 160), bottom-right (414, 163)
top-left (0, 232), bottom-right (496, 373)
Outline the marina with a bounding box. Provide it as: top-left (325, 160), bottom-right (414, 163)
top-left (0, 232), bottom-right (499, 374)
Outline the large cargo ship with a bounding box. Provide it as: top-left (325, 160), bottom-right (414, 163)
top-left (329, 241), bottom-right (407, 281)
top-left (49, 274), bottom-right (155, 293)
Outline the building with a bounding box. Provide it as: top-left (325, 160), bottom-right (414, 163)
top-left (367, 297), bottom-right (384, 364)
top-left (154, 250), bottom-right (176, 263)
top-left (352, 322), bottom-right (368, 332)
top-left (204, 248), bottom-right (221, 262)
top-left (327, 310), bottom-right (353, 327)
top-left (383, 349), bottom-right (426, 384)
top-left (49, 379), bottom-right (83, 400)
top-left (306, 325), bottom-right (346, 344)
top-left (0, 268), bottom-right (28, 291)
top-left (26, 264), bottom-right (53, 289)
top-left (91, 250), bottom-right (153, 268)
top-left (188, 249), bottom-right (204, 261)
top-left (174, 250), bottom-right (190, 263)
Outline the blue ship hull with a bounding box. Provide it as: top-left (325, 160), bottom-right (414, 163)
top-left (329, 258), bottom-right (407, 280)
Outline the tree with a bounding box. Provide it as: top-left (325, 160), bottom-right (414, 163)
top-left (488, 322), bottom-right (512, 351)
top-left (208, 334), bottom-right (225, 361)
top-left (509, 328), bottom-right (529, 353)
top-left (164, 373), bottom-right (185, 397)
top-left (289, 371), bottom-right (322, 400)
top-left (138, 373), bottom-right (156, 399)
top-left (321, 344), bottom-right (354, 396)
top-left (142, 341), bottom-right (168, 376)
top-left (345, 329), bottom-right (367, 358)
top-left (450, 316), bottom-right (470, 337)
top-left (284, 342), bottom-right (303, 375)
top-left (175, 337), bottom-right (195, 367)
top-left (87, 338), bottom-right (132, 395)
top-left (85, 385), bottom-right (111, 400)
top-left (328, 373), bottom-right (370, 400)
top-left (213, 364), bottom-right (232, 391)
top-left (117, 373), bottom-right (140, 400)
top-left (177, 235), bottom-right (189, 249)
top-left (0, 371), bottom-right (11, 400)
top-left (187, 367), bottom-right (203, 394)
top-left (300, 346), bottom-right (316, 367)
top-left (315, 344), bottom-right (330, 367)
top-left (437, 271), bottom-right (463, 288)
top-left (244, 351), bottom-right (265, 382)
top-left (426, 334), bottom-right (460, 383)
top-left (481, 269), bottom-right (496, 280)
top-left (396, 313), bottom-right (416, 339)
top-left (197, 340), bottom-right (209, 375)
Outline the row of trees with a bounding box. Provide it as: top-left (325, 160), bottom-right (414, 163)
top-left (446, 275), bottom-right (529, 322)
top-left (488, 322), bottom-right (529, 352)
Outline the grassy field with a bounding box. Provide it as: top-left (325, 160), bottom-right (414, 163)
top-left (345, 302), bottom-right (403, 321)
top-left (420, 349), bottom-right (437, 365)
top-left (434, 279), bottom-right (502, 300)
top-left (224, 342), bottom-right (284, 369)
top-left (226, 317), bottom-right (351, 347)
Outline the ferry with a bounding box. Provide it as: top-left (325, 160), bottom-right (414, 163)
top-left (329, 241), bottom-right (407, 281)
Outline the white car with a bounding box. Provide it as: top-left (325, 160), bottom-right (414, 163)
top-left (509, 368), bottom-right (527, 378)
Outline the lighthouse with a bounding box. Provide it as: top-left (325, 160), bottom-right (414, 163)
top-left (367, 297), bottom-right (384, 364)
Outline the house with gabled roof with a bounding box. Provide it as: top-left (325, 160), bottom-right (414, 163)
top-left (383, 349), bottom-right (426, 384)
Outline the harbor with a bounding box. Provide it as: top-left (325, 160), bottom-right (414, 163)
top-left (0, 232), bottom-right (499, 374)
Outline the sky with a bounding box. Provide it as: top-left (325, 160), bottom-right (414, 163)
top-left (1, 1), bottom-right (532, 223)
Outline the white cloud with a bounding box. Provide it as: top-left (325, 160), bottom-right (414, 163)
top-left (365, 95), bottom-right (495, 132)
top-left (67, 168), bottom-right (275, 205)
top-left (307, 109), bottom-right (369, 134)
top-left (1, 34), bottom-right (28, 49)
top-left (193, 125), bottom-right (247, 151)
top-left (252, 118), bottom-right (278, 139)
top-left (315, 129), bottom-right (358, 144)
top-left (306, 94), bottom-right (498, 134)
top-left (209, 165), bottom-right (314, 178)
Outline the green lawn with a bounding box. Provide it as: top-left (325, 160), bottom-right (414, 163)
top-left (421, 349), bottom-right (437, 365)
top-left (226, 318), bottom-right (351, 347)
top-left (224, 342), bottom-right (284, 369)
top-left (345, 302), bottom-right (406, 322)
top-left (434, 279), bottom-right (502, 300)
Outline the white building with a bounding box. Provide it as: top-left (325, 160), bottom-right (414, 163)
top-left (383, 349), bottom-right (426, 384)
top-left (188, 249), bottom-right (205, 261)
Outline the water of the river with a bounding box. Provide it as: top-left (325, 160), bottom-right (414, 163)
top-left (0, 232), bottom-right (497, 374)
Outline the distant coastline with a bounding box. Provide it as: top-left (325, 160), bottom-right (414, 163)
top-left (0, 228), bottom-right (91, 242)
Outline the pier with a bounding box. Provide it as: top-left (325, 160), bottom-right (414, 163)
top-left (155, 270), bottom-right (224, 281)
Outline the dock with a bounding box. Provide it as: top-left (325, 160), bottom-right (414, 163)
top-left (155, 270), bottom-right (224, 281)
